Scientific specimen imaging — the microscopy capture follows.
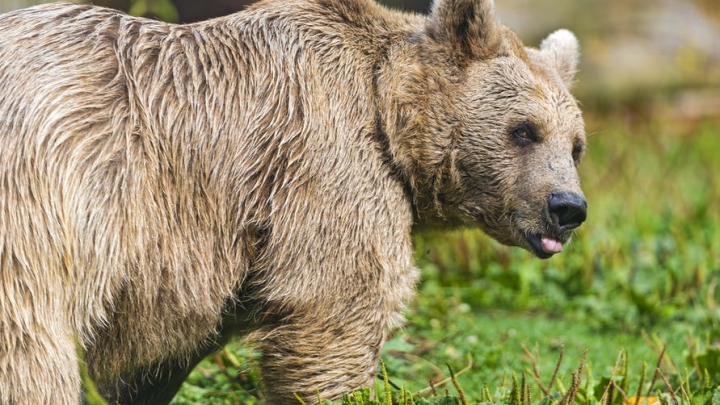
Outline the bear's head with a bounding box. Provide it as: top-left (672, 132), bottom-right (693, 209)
top-left (380, 0), bottom-right (587, 258)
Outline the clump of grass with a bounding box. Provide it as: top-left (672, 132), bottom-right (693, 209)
top-left (314, 345), bottom-right (718, 405)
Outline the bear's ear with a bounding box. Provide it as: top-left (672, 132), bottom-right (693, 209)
top-left (428, 0), bottom-right (502, 60)
top-left (540, 29), bottom-right (580, 88)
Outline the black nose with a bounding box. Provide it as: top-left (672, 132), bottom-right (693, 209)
top-left (548, 191), bottom-right (587, 231)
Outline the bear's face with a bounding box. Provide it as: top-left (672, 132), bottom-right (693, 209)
top-left (455, 42), bottom-right (587, 258)
top-left (387, 0), bottom-right (587, 258)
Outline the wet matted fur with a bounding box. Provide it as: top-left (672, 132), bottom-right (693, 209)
top-left (0, 0), bottom-right (586, 403)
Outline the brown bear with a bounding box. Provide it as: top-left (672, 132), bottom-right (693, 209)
top-left (0, 0), bottom-right (587, 404)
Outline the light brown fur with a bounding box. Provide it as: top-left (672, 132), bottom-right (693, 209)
top-left (0, 0), bottom-right (586, 404)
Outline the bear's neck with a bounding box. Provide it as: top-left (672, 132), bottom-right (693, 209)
top-left (374, 37), bottom-right (467, 229)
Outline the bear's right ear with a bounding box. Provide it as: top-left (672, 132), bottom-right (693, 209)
top-left (428, 0), bottom-right (502, 61)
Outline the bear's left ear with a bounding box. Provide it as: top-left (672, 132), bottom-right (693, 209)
top-left (428, 0), bottom-right (502, 60)
top-left (540, 29), bottom-right (580, 88)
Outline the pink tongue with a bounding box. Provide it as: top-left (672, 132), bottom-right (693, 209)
top-left (541, 237), bottom-right (564, 254)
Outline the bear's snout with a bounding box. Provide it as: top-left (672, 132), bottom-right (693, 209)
top-left (547, 191), bottom-right (587, 232)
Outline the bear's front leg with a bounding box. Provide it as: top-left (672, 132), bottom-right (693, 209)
top-left (248, 177), bottom-right (417, 403)
top-left (251, 233), bottom-right (419, 405)
top-left (255, 304), bottom-right (389, 405)
top-left (250, 244), bottom-right (417, 403)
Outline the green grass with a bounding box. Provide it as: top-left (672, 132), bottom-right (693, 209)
top-left (170, 114), bottom-right (720, 404)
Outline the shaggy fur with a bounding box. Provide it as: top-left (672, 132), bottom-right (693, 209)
top-left (0, 0), bottom-right (586, 404)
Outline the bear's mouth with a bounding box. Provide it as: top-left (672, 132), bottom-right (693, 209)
top-left (523, 232), bottom-right (565, 259)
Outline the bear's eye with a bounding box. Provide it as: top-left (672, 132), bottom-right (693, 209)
top-left (511, 123), bottom-right (538, 145)
top-left (572, 141), bottom-right (585, 166)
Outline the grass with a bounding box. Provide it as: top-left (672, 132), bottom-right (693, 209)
top-left (168, 111), bottom-right (720, 404)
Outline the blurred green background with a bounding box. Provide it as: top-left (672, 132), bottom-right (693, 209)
top-left (2, 0), bottom-right (719, 403)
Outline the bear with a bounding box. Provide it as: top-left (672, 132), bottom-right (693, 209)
top-left (0, 0), bottom-right (587, 404)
